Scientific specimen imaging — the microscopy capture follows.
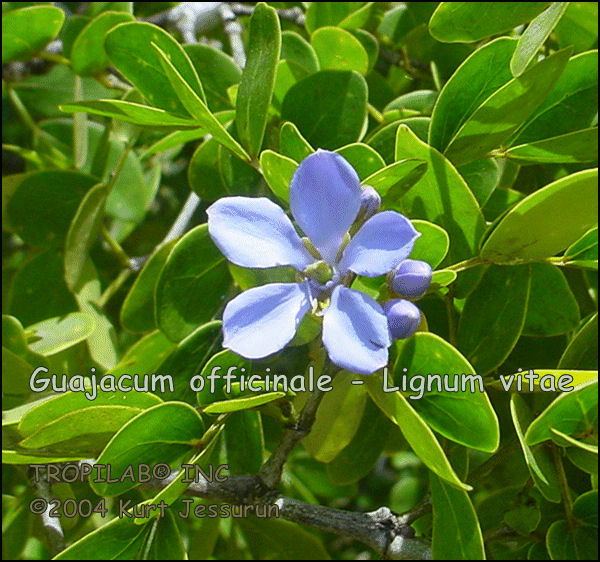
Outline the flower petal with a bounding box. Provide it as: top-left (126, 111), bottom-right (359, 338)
top-left (223, 283), bottom-right (310, 359)
top-left (290, 150), bottom-right (361, 264)
top-left (207, 197), bottom-right (313, 269)
top-left (338, 211), bottom-right (420, 277)
top-left (322, 286), bottom-right (391, 375)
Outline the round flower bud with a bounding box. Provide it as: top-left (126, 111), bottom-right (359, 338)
top-left (383, 299), bottom-right (421, 340)
top-left (389, 259), bottom-right (432, 300)
top-left (358, 185), bottom-right (381, 221)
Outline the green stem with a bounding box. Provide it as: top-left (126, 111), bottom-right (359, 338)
top-left (98, 267), bottom-right (132, 308)
top-left (8, 87), bottom-right (37, 132)
top-left (367, 103), bottom-right (384, 124)
top-left (445, 256), bottom-right (486, 273)
top-left (552, 444), bottom-right (574, 523)
top-left (37, 50), bottom-right (70, 66)
top-left (101, 225), bottom-right (132, 269)
top-left (445, 295), bottom-right (457, 346)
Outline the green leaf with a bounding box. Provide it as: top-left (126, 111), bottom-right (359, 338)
top-left (311, 27), bottom-right (369, 75)
top-left (555, 2), bottom-right (598, 53)
top-left (120, 241), bottom-right (176, 334)
top-left (281, 70), bottom-right (368, 150)
top-left (510, 394), bottom-right (561, 502)
top-left (394, 333), bottom-right (500, 452)
top-left (72, 258), bottom-right (119, 370)
top-left (18, 389), bottom-right (162, 437)
top-left (525, 379), bottom-right (598, 446)
top-left (305, 2), bottom-right (371, 33)
top-left (236, 2), bottom-right (281, 157)
top-left (25, 313), bottom-right (96, 356)
top-left (281, 30), bottom-right (319, 74)
top-left (394, 125), bottom-right (485, 295)
top-left (512, 50), bottom-right (598, 145)
top-left (54, 512), bottom-right (185, 560)
top-left (559, 314), bottom-right (598, 370)
top-left (565, 227), bottom-right (599, 260)
top-left (184, 44), bottom-right (241, 111)
top-left (71, 11), bottom-right (134, 76)
top-left (457, 158), bottom-right (502, 207)
top-left (188, 137), bottom-right (227, 200)
top-left (444, 48), bottom-right (572, 166)
top-left (458, 265), bottom-right (532, 374)
top-left (3, 314), bottom-right (47, 369)
top-left (505, 127), bottom-right (599, 164)
top-left (430, 269), bottom-right (458, 288)
top-left (237, 517), bottom-right (331, 560)
top-left (280, 121), bottom-right (314, 162)
top-left (385, 90), bottom-right (438, 115)
top-left (430, 473), bottom-right (485, 559)
top-left (259, 150), bottom-right (298, 201)
top-left (480, 169), bottom-right (598, 263)
top-left (523, 264), bottom-right (580, 336)
top-left (410, 220), bottom-right (450, 268)
top-left (8, 250), bottom-right (78, 327)
top-left (2, 5), bottom-right (65, 63)
top-left (365, 374), bottom-right (470, 490)
top-left (362, 158), bottom-right (427, 200)
top-left (152, 43), bottom-right (249, 161)
top-left (546, 519), bottom-right (599, 560)
top-left (429, 2), bottom-right (551, 43)
top-left (224, 410), bottom-right (264, 474)
top-left (203, 392), bottom-right (286, 414)
top-left (2, 450), bottom-right (85, 464)
top-left (19, 406), bottom-right (143, 455)
top-left (326, 397), bottom-right (393, 485)
top-left (141, 127), bottom-right (211, 158)
top-left (573, 490), bottom-right (598, 527)
top-left (504, 504), bottom-right (541, 535)
top-left (155, 225), bottom-right (229, 342)
top-left (105, 21), bottom-right (204, 114)
top-left (335, 143), bottom-right (385, 180)
top-left (7, 171), bottom-right (97, 248)
top-left (92, 402), bottom-right (204, 496)
top-left (64, 183), bottom-right (107, 290)
top-left (510, 2), bottom-right (569, 76)
top-left (61, 100), bottom-right (200, 128)
top-left (302, 373), bottom-right (367, 463)
top-left (551, 428), bottom-right (598, 454)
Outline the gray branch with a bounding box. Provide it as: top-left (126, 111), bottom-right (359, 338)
top-left (33, 468), bottom-right (65, 556)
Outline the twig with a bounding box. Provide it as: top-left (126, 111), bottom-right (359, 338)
top-left (33, 468), bottom-right (65, 556)
top-left (230, 2), bottom-right (305, 25)
top-left (258, 384), bottom-right (330, 489)
top-left (219, 3), bottom-right (246, 67)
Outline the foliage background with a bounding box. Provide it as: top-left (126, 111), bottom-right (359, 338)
top-left (2, 2), bottom-right (598, 560)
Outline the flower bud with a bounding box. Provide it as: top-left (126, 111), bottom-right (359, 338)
top-left (383, 299), bottom-right (421, 340)
top-left (358, 185), bottom-right (381, 221)
top-left (389, 259), bottom-right (432, 300)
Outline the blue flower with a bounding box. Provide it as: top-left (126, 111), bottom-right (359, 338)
top-left (207, 150), bottom-right (420, 375)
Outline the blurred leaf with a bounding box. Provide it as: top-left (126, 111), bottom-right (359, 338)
top-left (457, 158), bottom-right (501, 207)
top-left (92, 402), bottom-right (203, 496)
top-left (305, 2), bottom-right (371, 33)
top-left (2, 5), bottom-right (65, 63)
top-left (236, 2), bottom-right (281, 157)
top-left (458, 265), bottom-right (531, 374)
top-left (559, 314), bottom-right (598, 370)
top-left (573, 490), bottom-right (598, 527)
top-left (71, 11), bottom-right (134, 76)
top-left (281, 30), bottom-right (319, 73)
top-left (481, 169), bottom-right (598, 263)
top-left (510, 2), bottom-right (569, 76)
top-left (155, 225), bottom-right (229, 342)
top-left (224, 410), bottom-right (264, 474)
top-left (565, 227), bottom-right (598, 260)
top-left (429, 2), bottom-right (551, 43)
top-left (282, 70), bottom-right (368, 150)
top-left (555, 2), bottom-right (598, 53)
top-left (430, 473), bottom-right (485, 559)
top-left (546, 519), bottom-right (599, 560)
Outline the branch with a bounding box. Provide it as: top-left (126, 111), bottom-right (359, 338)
top-left (149, 471), bottom-right (431, 560)
top-left (33, 468), bottom-right (65, 556)
top-left (229, 2), bottom-right (306, 25)
top-left (219, 3), bottom-right (246, 67)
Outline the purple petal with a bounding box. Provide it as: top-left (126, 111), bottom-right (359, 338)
top-left (338, 211), bottom-right (420, 277)
top-left (290, 150), bottom-right (361, 264)
top-left (223, 283), bottom-right (310, 359)
top-left (207, 197), bottom-right (313, 270)
top-left (322, 286), bottom-right (391, 375)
